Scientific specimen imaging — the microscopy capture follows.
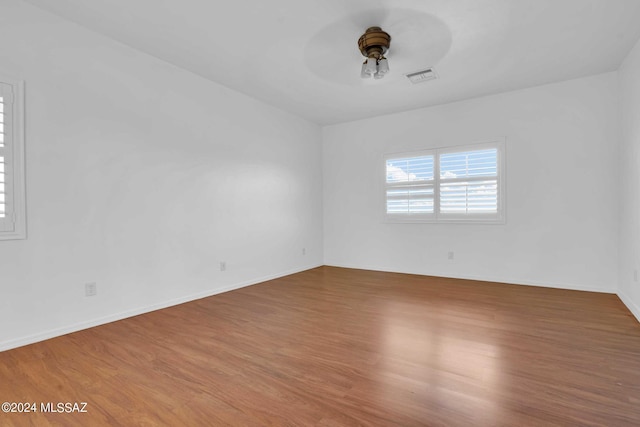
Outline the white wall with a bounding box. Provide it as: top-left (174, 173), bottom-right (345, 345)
top-left (324, 73), bottom-right (619, 292)
top-left (619, 37), bottom-right (640, 321)
top-left (1, 0), bottom-right (634, 352)
top-left (0, 0), bottom-right (323, 350)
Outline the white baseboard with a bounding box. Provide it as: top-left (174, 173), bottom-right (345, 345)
top-left (0, 263), bottom-right (322, 352)
top-left (5, 263), bottom-right (629, 353)
top-left (324, 262), bottom-right (616, 294)
top-left (617, 291), bottom-right (640, 323)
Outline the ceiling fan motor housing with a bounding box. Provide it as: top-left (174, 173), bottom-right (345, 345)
top-left (358, 26), bottom-right (391, 59)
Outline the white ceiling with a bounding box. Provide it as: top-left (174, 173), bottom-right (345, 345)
top-left (22, 0), bottom-right (640, 125)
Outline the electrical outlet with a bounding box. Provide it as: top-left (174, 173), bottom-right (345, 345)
top-left (220, 262), bottom-right (226, 272)
top-left (448, 251), bottom-right (454, 260)
top-left (302, 248), bottom-right (306, 255)
top-left (85, 282), bottom-right (97, 297)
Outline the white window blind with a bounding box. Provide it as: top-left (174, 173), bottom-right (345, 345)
top-left (386, 155), bottom-right (434, 216)
top-left (385, 140), bottom-right (504, 223)
top-left (440, 148), bottom-right (498, 215)
top-left (0, 77), bottom-right (26, 240)
top-left (0, 93), bottom-right (5, 221)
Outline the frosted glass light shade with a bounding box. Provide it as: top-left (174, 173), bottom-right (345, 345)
top-left (378, 58), bottom-right (389, 75)
top-left (365, 57), bottom-right (377, 75)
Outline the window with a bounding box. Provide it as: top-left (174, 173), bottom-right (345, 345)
top-left (384, 140), bottom-right (504, 223)
top-left (0, 76), bottom-right (26, 240)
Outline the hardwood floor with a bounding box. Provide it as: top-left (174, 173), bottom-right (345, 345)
top-left (1, 266), bottom-right (640, 426)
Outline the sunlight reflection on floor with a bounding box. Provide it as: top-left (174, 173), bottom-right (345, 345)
top-left (377, 300), bottom-right (503, 423)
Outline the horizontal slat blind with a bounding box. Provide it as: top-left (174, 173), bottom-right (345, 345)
top-left (386, 155), bottom-right (434, 215)
top-left (439, 148), bottom-right (498, 215)
top-left (0, 95), bottom-right (5, 220)
top-left (440, 180), bottom-right (498, 213)
top-left (386, 187), bottom-right (434, 214)
top-left (440, 148), bottom-right (498, 179)
top-left (384, 143), bottom-right (503, 222)
top-left (0, 94), bottom-right (4, 148)
top-left (387, 156), bottom-right (434, 183)
top-left (0, 77), bottom-right (25, 239)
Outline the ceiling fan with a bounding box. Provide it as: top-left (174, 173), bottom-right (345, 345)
top-left (304, 8), bottom-right (451, 85)
top-left (358, 26), bottom-right (391, 80)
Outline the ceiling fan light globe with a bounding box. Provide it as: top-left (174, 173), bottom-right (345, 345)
top-left (378, 58), bottom-right (389, 75)
top-left (365, 57), bottom-right (378, 75)
top-left (361, 62), bottom-right (370, 78)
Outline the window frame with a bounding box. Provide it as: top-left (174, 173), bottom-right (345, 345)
top-left (383, 139), bottom-right (505, 224)
top-left (0, 74), bottom-right (26, 240)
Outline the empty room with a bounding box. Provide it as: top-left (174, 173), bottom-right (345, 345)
top-left (2, 0), bottom-right (640, 425)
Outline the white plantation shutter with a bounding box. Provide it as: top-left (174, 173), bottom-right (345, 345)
top-left (384, 140), bottom-right (504, 223)
top-left (0, 87), bottom-right (11, 230)
top-left (439, 148), bottom-right (499, 216)
top-left (0, 77), bottom-right (26, 240)
top-left (385, 154), bottom-right (435, 218)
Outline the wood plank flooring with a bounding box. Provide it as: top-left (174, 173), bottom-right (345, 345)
top-left (1, 266), bottom-right (640, 426)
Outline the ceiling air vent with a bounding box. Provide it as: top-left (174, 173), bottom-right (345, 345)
top-left (406, 68), bottom-right (437, 84)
